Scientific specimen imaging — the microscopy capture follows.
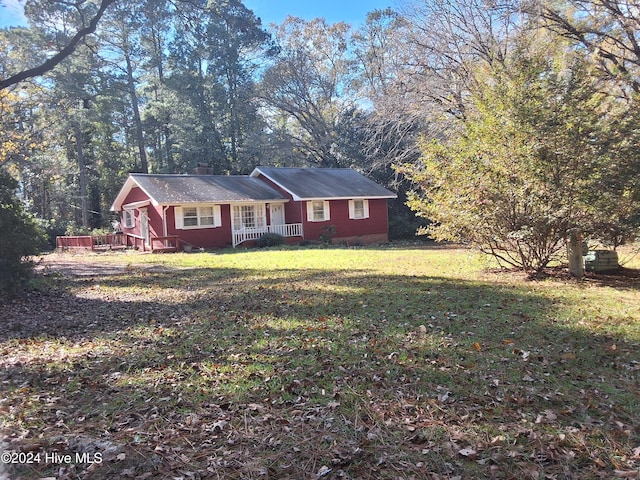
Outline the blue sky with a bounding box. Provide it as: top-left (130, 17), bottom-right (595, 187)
top-left (244, 0), bottom-right (396, 28)
top-left (1, 0), bottom-right (397, 29)
top-left (0, 0), bottom-right (27, 27)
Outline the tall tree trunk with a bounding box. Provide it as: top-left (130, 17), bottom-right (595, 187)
top-left (164, 125), bottom-right (175, 173)
top-left (124, 51), bottom-right (148, 173)
top-left (73, 122), bottom-right (90, 228)
top-left (151, 26), bottom-right (175, 173)
top-left (568, 232), bottom-right (584, 278)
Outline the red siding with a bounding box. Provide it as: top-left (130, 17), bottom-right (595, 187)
top-left (165, 204), bottom-right (233, 249)
top-left (119, 187), bottom-right (151, 239)
top-left (255, 175), bottom-right (303, 223)
top-left (120, 187), bottom-right (234, 248)
top-left (254, 173), bottom-right (389, 244)
top-left (118, 175), bottom-right (390, 249)
top-left (122, 186), bottom-right (149, 205)
top-left (302, 199), bottom-right (389, 243)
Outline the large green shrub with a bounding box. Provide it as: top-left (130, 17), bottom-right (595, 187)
top-left (0, 170), bottom-right (46, 297)
top-left (256, 233), bottom-right (286, 248)
top-left (397, 39), bottom-right (640, 273)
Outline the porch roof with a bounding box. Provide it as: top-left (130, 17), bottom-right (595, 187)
top-left (111, 174), bottom-right (288, 210)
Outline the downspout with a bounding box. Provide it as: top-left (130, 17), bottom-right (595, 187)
top-left (162, 206), bottom-right (169, 237)
top-left (300, 200), bottom-right (305, 240)
top-left (163, 205), bottom-right (169, 248)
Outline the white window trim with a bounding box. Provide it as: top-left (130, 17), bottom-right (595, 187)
top-left (349, 199), bottom-right (370, 219)
top-left (306, 200), bottom-right (330, 222)
top-left (175, 205), bottom-right (222, 229)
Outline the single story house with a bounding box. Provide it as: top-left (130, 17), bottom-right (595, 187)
top-left (110, 166), bottom-right (397, 249)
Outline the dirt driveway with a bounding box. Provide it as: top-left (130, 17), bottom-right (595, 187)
top-left (2, 252), bottom-right (173, 339)
top-left (36, 251), bottom-right (167, 277)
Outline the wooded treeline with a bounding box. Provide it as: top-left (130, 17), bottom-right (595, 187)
top-left (1, 0), bottom-right (639, 267)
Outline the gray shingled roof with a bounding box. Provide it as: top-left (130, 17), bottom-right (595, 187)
top-left (130, 174), bottom-right (288, 204)
top-left (252, 167), bottom-right (397, 200)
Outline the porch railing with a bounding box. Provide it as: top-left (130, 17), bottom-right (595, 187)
top-left (56, 233), bottom-right (179, 253)
top-left (233, 223), bottom-right (303, 247)
top-left (56, 233), bottom-right (128, 250)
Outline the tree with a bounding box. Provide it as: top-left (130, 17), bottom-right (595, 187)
top-left (0, 89), bottom-right (24, 167)
top-left (160, 0), bottom-right (272, 174)
top-left (397, 28), bottom-right (640, 273)
top-left (205, 0), bottom-right (275, 170)
top-left (260, 17), bottom-right (356, 167)
top-left (351, 9), bottom-right (425, 168)
top-left (98, 1), bottom-right (150, 173)
top-left (0, 0), bottom-right (279, 239)
top-left (0, 0), bottom-right (118, 89)
top-left (535, 0), bottom-right (640, 95)
top-left (0, 169), bottom-right (45, 296)
top-left (139, 0), bottom-right (175, 173)
top-left (395, 0), bottom-right (525, 121)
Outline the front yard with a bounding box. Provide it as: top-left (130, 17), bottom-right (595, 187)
top-left (1, 245), bottom-right (639, 479)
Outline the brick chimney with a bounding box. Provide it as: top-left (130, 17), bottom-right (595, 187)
top-left (193, 163), bottom-right (215, 175)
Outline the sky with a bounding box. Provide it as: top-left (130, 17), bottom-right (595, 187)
top-left (0, 0), bottom-right (397, 29)
top-left (243, 0), bottom-right (396, 28)
top-left (0, 0), bottom-right (27, 28)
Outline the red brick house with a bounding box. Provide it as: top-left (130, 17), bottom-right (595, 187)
top-left (110, 167), bottom-right (397, 249)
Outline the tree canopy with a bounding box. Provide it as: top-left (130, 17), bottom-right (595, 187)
top-left (398, 31), bottom-right (640, 271)
top-left (394, 0), bottom-right (640, 273)
top-left (0, 0), bottom-right (638, 274)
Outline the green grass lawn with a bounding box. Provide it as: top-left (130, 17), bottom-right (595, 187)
top-left (1, 245), bottom-right (639, 479)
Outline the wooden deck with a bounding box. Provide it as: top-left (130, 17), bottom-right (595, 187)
top-left (56, 234), bottom-right (180, 253)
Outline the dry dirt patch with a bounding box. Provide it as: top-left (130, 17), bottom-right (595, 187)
top-left (1, 253), bottom-right (177, 339)
top-left (36, 252), bottom-right (168, 277)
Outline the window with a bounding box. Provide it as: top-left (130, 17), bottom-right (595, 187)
top-left (176, 205), bottom-right (222, 229)
top-left (183, 207), bottom-right (199, 227)
top-left (123, 209), bottom-right (135, 228)
top-left (199, 206), bottom-right (215, 226)
top-left (232, 205), bottom-right (266, 230)
top-left (241, 205), bottom-right (255, 228)
top-left (307, 201), bottom-right (330, 222)
top-left (349, 199), bottom-right (369, 219)
top-left (312, 202), bottom-right (325, 221)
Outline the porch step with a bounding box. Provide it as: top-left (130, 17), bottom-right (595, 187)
top-left (151, 246), bottom-right (178, 253)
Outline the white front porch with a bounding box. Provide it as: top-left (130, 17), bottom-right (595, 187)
top-left (232, 223), bottom-right (303, 247)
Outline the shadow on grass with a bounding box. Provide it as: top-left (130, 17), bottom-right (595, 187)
top-left (1, 261), bottom-right (638, 479)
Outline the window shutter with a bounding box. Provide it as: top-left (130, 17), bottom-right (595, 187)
top-left (175, 207), bottom-right (183, 229)
top-left (323, 201), bottom-right (330, 221)
top-left (214, 205), bottom-right (222, 227)
top-left (363, 199), bottom-right (370, 219)
top-left (348, 200), bottom-right (355, 219)
top-left (306, 202), bottom-right (314, 222)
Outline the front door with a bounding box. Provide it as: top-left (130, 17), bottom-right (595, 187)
top-left (270, 204), bottom-right (285, 226)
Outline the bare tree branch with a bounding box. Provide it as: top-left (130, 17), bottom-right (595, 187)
top-left (535, 0), bottom-right (640, 93)
top-left (0, 0), bottom-right (118, 90)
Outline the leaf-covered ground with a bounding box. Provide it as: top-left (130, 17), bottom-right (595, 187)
top-left (1, 246), bottom-right (639, 479)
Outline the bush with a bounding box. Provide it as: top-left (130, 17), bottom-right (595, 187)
top-left (40, 219), bottom-right (66, 250)
top-left (320, 225), bottom-right (337, 244)
top-left (0, 170), bottom-right (46, 297)
top-left (65, 224), bottom-right (91, 236)
top-left (256, 233), bottom-right (286, 248)
top-left (389, 215), bottom-right (426, 240)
